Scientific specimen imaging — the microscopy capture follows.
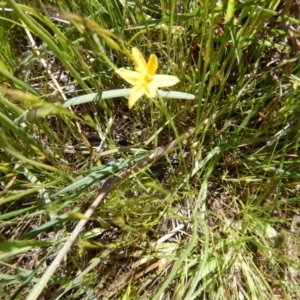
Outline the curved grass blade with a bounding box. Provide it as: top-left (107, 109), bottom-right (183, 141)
top-left (14, 89), bottom-right (195, 125)
top-left (0, 241), bottom-right (51, 260)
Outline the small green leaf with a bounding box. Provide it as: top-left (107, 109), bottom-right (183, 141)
top-left (274, 229), bottom-right (288, 249)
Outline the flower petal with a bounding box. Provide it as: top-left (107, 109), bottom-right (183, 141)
top-left (147, 54), bottom-right (158, 75)
top-left (128, 86), bottom-right (144, 109)
top-left (144, 80), bottom-right (157, 98)
top-left (152, 75), bottom-right (180, 88)
top-left (115, 68), bottom-right (141, 85)
top-left (131, 47), bottom-right (147, 74)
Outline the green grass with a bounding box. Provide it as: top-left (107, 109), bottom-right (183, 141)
top-left (1, 0), bottom-right (300, 299)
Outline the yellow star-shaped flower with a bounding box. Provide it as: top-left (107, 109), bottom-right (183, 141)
top-left (115, 47), bottom-right (180, 109)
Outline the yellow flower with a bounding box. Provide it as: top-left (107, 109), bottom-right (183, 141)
top-left (115, 47), bottom-right (180, 109)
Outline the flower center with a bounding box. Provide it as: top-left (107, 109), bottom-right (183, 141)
top-left (143, 73), bottom-right (153, 84)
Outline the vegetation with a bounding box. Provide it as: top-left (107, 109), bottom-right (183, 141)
top-left (0, 0), bottom-right (300, 299)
